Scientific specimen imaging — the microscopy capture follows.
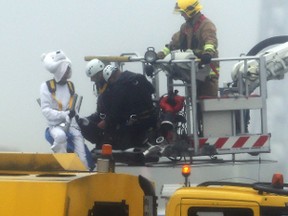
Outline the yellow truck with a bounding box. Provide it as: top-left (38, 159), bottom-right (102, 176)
top-left (0, 151), bottom-right (288, 216)
top-left (164, 175), bottom-right (288, 216)
top-left (0, 152), bottom-right (156, 216)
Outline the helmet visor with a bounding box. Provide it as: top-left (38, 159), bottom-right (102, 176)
top-left (175, 1), bottom-right (202, 17)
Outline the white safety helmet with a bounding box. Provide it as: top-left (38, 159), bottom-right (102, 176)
top-left (103, 65), bottom-right (118, 82)
top-left (86, 59), bottom-right (105, 77)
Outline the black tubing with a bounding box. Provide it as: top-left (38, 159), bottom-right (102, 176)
top-left (247, 35), bottom-right (288, 56)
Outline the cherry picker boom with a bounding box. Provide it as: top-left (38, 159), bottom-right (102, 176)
top-left (84, 36), bottom-right (288, 164)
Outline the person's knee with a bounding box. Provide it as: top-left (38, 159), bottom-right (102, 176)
top-left (53, 131), bottom-right (67, 143)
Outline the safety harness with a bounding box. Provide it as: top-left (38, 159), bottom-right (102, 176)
top-left (126, 107), bottom-right (156, 126)
top-left (193, 14), bottom-right (206, 32)
top-left (46, 79), bottom-right (75, 111)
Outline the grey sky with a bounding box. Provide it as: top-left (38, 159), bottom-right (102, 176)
top-left (0, 0), bottom-right (262, 152)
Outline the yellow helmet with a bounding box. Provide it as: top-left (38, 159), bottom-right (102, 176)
top-left (175, 0), bottom-right (203, 17)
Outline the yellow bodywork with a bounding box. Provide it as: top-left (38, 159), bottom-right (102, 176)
top-left (0, 153), bottom-right (148, 216)
top-left (165, 184), bottom-right (288, 216)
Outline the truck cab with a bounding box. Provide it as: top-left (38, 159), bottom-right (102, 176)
top-left (163, 171), bottom-right (288, 216)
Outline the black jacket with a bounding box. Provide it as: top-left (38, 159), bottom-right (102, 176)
top-left (102, 71), bottom-right (155, 130)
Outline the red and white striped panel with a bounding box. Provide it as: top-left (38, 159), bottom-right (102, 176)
top-left (197, 134), bottom-right (270, 149)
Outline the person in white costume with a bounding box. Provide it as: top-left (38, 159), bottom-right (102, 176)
top-left (40, 50), bottom-right (89, 170)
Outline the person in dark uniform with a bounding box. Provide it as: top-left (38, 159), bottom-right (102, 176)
top-left (76, 59), bottom-right (108, 149)
top-left (97, 65), bottom-right (157, 150)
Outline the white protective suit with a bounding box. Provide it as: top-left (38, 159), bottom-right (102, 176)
top-left (40, 50), bottom-right (89, 170)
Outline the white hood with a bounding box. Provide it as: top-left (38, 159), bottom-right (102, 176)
top-left (41, 50), bottom-right (72, 82)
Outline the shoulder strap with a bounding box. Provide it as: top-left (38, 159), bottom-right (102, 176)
top-left (67, 81), bottom-right (75, 96)
top-left (45, 79), bottom-right (75, 111)
top-left (193, 14), bottom-right (206, 33)
top-left (46, 79), bottom-right (56, 94)
top-left (46, 79), bottom-right (74, 96)
top-left (45, 79), bottom-right (62, 110)
top-left (67, 81), bottom-right (75, 110)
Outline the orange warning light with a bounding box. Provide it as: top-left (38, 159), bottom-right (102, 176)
top-left (272, 173), bottom-right (284, 189)
top-left (182, 164), bottom-right (191, 177)
top-left (102, 144), bottom-right (112, 156)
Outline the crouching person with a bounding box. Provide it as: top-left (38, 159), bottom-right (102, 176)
top-left (76, 59), bottom-right (108, 150)
top-left (98, 65), bottom-right (158, 150)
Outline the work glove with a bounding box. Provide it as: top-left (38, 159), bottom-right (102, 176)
top-left (68, 110), bottom-right (76, 119)
top-left (76, 117), bottom-right (90, 127)
top-left (157, 45), bottom-right (170, 59)
top-left (198, 53), bottom-right (212, 69)
top-left (157, 51), bottom-right (165, 59)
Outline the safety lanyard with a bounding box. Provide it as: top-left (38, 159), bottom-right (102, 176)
top-left (51, 90), bottom-right (73, 111)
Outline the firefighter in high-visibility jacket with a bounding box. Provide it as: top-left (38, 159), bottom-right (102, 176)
top-left (158, 0), bottom-right (219, 98)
